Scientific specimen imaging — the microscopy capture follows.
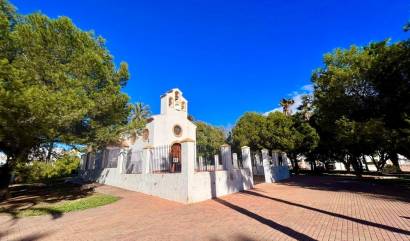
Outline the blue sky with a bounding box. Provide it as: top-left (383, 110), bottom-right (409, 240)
top-left (12, 0), bottom-right (409, 127)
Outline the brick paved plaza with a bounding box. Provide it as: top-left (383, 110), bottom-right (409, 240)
top-left (1, 175), bottom-right (409, 241)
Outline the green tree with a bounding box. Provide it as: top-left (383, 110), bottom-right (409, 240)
top-left (263, 111), bottom-right (296, 152)
top-left (297, 95), bottom-right (313, 121)
top-left (311, 40), bottom-right (410, 175)
top-left (288, 113), bottom-right (319, 172)
top-left (196, 121), bottom-right (225, 157)
top-left (232, 112), bottom-right (266, 150)
top-left (0, 1), bottom-right (130, 188)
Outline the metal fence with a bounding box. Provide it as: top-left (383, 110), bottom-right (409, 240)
top-left (102, 148), bottom-right (120, 168)
top-left (232, 152), bottom-right (244, 169)
top-left (251, 150), bottom-right (262, 167)
top-left (251, 150), bottom-right (264, 175)
top-left (196, 144), bottom-right (224, 172)
top-left (124, 149), bottom-right (143, 174)
top-left (151, 145), bottom-right (181, 173)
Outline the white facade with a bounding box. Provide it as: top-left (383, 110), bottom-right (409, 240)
top-left (130, 88), bottom-right (196, 150)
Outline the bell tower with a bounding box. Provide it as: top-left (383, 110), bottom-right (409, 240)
top-left (160, 88), bottom-right (188, 116)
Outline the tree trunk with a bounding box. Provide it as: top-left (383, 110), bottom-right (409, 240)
top-left (362, 156), bottom-right (369, 172)
top-left (294, 159), bottom-right (300, 174)
top-left (342, 159), bottom-right (351, 172)
top-left (289, 154), bottom-right (299, 175)
top-left (370, 156), bottom-right (380, 172)
top-left (350, 156), bottom-right (363, 177)
top-left (46, 142), bottom-right (54, 163)
top-left (389, 152), bottom-right (401, 172)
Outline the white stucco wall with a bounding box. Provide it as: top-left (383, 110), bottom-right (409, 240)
top-left (150, 113), bottom-right (196, 146)
top-left (82, 168), bottom-right (189, 203)
top-left (81, 166), bottom-right (253, 204)
top-left (188, 168), bottom-right (253, 203)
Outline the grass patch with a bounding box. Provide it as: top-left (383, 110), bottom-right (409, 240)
top-left (15, 193), bottom-right (119, 217)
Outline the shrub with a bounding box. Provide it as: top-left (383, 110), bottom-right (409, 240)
top-left (14, 154), bottom-right (80, 183)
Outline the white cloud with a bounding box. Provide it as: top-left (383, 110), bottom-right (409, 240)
top-left (301, 84), bottom-right (314, 92)
top-left (263, 84), bottom-right (313, 116)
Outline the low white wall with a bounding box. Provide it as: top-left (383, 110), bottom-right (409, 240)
top-left (81, 167), bottom-right (254, 204)
top-left (189, 168), bottom-right (253, 203)
top-left (81, 168), bottom-right (188, 203)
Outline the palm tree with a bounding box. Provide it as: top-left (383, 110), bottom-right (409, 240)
top-left (128, 102), bottom-right (150, 139)
top-left (130, 102), bottom-right (150, 122)
top-left (280, 98), bottom-right (295, 116)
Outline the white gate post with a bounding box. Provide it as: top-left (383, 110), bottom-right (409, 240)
top-left (182, 139), bottom-right (196, 203)
top-left (262, 149), bottom-right (273, 183)
top-left (143, 147), bottom-right (152, 174)
top-left (214, 155), bottom-right (220, 170)
top-left (181, 140), bottom-right (195, 176)
top-left (118, 149), bottom-right (125, 174)
top-left (220, 144), bottom-right (233, 171)
top-left (241, 146), bottom-right (253, 186)
top-left (232, 153), bottom-right (238, 169)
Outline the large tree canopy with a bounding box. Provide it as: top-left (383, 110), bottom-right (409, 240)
top-left (0, 1), bottom-right (130, 165)
top-left (312, 39), bottom-right (410, 173)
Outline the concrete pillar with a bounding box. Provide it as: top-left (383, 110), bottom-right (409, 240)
top-left (182, 139), bottom-right (196, 203)
top-left (214, 155), bottom-right (220, 170)
top-left (241, 146), bottom-right (253, 186)
top-left (143, 147), bottom-right (152, 174)
top-left (241, 146), bottom-right (252, 170)
top-left (117, 149), bottom-right (125, 174)
top-left (281, 152), bottom-right (288, 166)
top-left (181, 140), bottom-right (196, 176)
top-left (220, 144), bottom-right (233, 171)
top-left (232, 153), bottom-right (238, 169)
top-left (262, 149), bottom-right (273, 183)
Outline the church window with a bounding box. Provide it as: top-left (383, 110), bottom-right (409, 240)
top-left (173, 125), bottom-right (182, 137)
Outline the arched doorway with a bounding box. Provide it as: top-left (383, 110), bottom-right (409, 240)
top-left (170, 143), bottom-right (181, 172)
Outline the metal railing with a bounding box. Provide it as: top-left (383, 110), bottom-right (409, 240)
top-left (251, 150), bottom-right (264, 175)
top-left (151, 145), bottom-right (181, 173)
top-left (196, 144), bottom-right (224, 172)
top-left (102, 148), bottom-right (120, 168)
top-left (124, 149), bottom-right (143, 174)
top-left (232, 152), bottom-right (244, 169)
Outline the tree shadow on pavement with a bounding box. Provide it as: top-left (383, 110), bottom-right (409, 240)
top-left (214, 198), bottom-right (317, 241)
top-left (278, 175), bottom-right (410, 203)
top-left (242, 190), bottom-right (410, 236)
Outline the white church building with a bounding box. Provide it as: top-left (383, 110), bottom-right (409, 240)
top-left (80, 88), bottom-right (289, 203)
